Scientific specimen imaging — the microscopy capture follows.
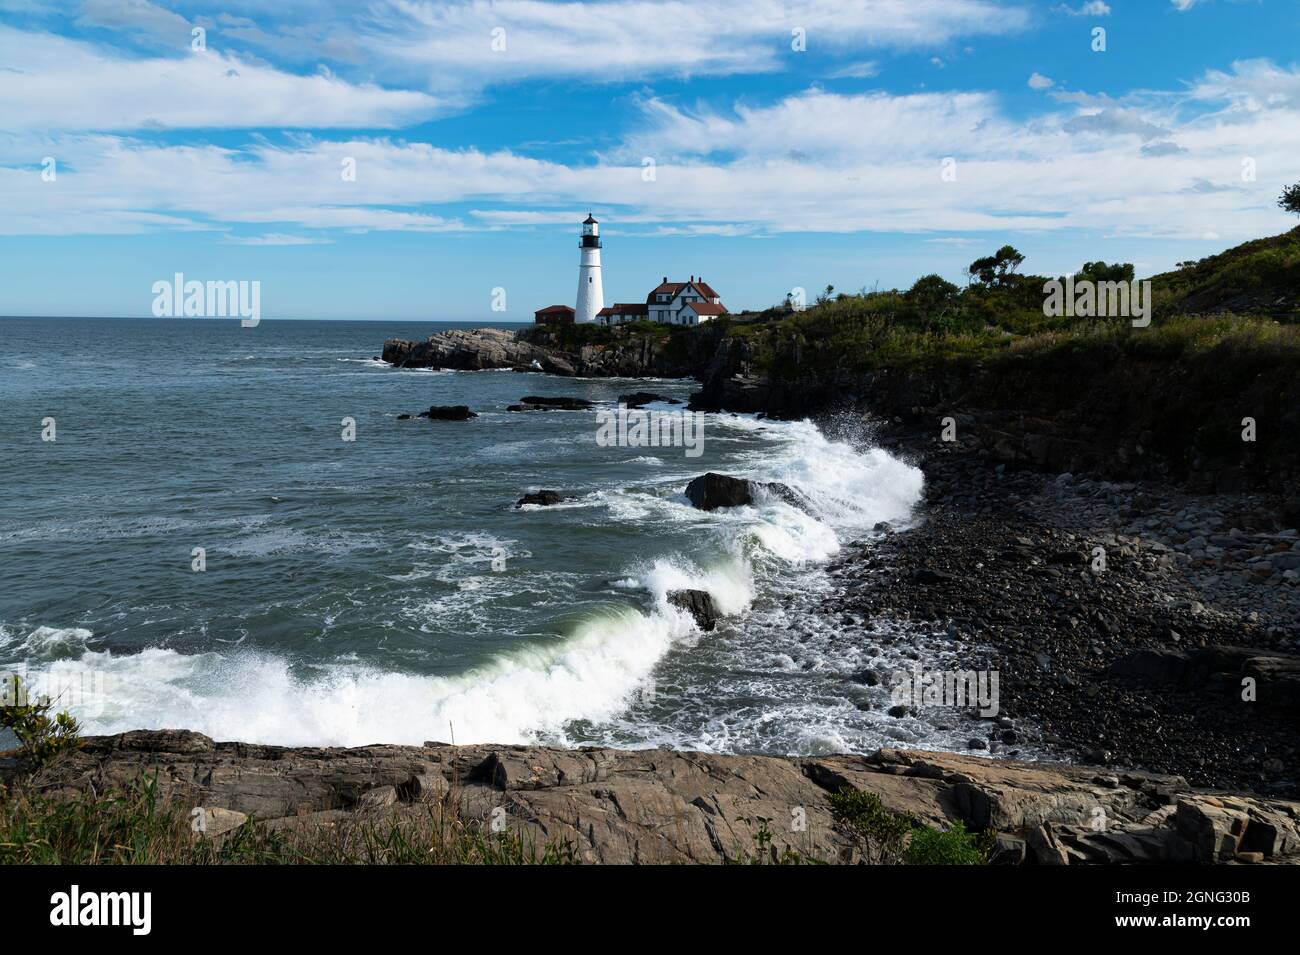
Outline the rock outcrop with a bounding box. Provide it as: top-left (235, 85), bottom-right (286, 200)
top-left (667, 589), bottom-right (721, 630)
top-left (419, 405), bottom-right (477, 420)
top-left (684, 472), bottom-right (809, 512)
top-left (383, 328), bottom-right (561, 372)
top-left (14, 731), bottom-right (1300, 865)
top-left (516, 490), bottom-right (567, 507)
top-left (510, 396), bottom-right (594, 411)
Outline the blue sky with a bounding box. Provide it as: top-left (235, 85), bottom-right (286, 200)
top-left (2, 0), bottom-right (1299, 320)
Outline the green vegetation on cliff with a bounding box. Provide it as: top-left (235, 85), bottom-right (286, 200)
top-left (721, 226), bottom-right (1300, 379)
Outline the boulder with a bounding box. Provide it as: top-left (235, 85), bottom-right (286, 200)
top-left (190, 806), bottom-right (248, 839)
top-left (618, 392), bottom-right (681, 409)
top-left (683, 472), bottom-right (811, 512)
top-left (516, 490), bottom-right (567, 507)
top-left (667, 589), bottom-right (721, 630)
top-left (418, 405), bottom-right (477, 420)
top-left (685, 473), bottom-right (754, 510)
top-left (518, 395), bottom-right (594, 410)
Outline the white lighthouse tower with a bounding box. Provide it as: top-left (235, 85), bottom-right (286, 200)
top-left (575, 213), bottom-right (604, 324)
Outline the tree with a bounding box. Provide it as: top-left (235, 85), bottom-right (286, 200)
top-left (905, 273), bottom-right (960, 313)
top-left (1076, 260), bottom-right (1135, 284)
top-left (1280, 182), bottom-right (1300, 216)
top-left (967, 245), bottom-right (1025, 288)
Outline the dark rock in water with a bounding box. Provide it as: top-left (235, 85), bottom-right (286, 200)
top-left (517, 490), bottom-right (567, 507)
top-left (968, 738), bottom-right (989, 750)
top-left (683, 472), bottom-right (808, 511)
top-left (887, 704), bottom-right (910, 718)
top-left (419, 405), bottom-right (477, 420)
top-left (396, 413), bottom-right (412, 420)
top-left (685, 473), bottom-right (755, 510)
top-left (618, 392), bottom-right (681, 409)
top-left (519, 395), bottom-right (593, 410)
top-left (668, 589), bottom-right (721, 630)
top-left (850, 668), bottom-right (883, 687)
top-left (372, 356), bottom-right (380, 361)
top-left (762, 481), bottom-right (814, 513)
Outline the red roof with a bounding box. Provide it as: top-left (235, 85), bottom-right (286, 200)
top-left (680, 301), bottom-right (726, 315)
top-left (645, 282), bottom-right (687, 304)
top-left (598, 303), bottom-right (649, 316)
top-left (645, 280), bottom-right (721, 304)
top-left (534, 304), bottom-right (575, 315)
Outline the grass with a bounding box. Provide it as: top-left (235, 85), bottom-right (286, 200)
top-left (0, 776), bottom-right (579, 865)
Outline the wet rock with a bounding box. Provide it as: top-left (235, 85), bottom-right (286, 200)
top-left (516, 395), bottom-right (594, 410)
top-left (684, 473), bottom-right (756, 510)
top-left (668, 589), bottom-right (721, 631)
top-left (516, 490), bottom-right (567, 507)
top-left (618, 392), bottom-right (681, 409)
top-left (418, 405), bottom-right (477, 420)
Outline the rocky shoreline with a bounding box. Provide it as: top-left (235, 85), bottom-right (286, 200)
top-left (12, 729), bottom-right (1300, 864)
top-left (376, 324), bottom-right (1298, 800)
top-left (826, 425), bottom-right (1300, 798)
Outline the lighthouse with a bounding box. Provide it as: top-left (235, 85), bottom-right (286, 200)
top-left (575, 213), bottom-right (604, 324)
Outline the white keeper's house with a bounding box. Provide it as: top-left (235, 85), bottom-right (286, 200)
top-left (598, 276), bottom-right (727, 326)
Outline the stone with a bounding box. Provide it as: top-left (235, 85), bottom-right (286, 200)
top-left (419, 405), bottom-right (477, 420)
top-left (357, 785), bottom-right (398, 809)
top-left (667, 589), bottom-right (721, 630)
top-left (517, 395), bottom-right (594, 410)
top-left (191, 806), bottom-right (248, 838)
top-left (618, 392), bottom-right (680, 409)
top-left (684, 472), bottom-right (755, 510)
top-left (516, 490), bottom-right (567, 507)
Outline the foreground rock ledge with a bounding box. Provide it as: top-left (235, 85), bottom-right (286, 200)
top-left (12, 730), bottom-right (1300, 865)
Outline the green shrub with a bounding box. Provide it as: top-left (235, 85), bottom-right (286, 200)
top-left (0, 674), bottom-right (82, 770)
top-left (905, 821), bottom-right (991, 865)
top-left (827, 788), bottom-right (914, 863)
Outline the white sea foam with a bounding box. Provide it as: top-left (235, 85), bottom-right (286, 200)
top-left (6, 415), bottom-right (924, 750)
top-left (12, 602), bottom-right (694, 746)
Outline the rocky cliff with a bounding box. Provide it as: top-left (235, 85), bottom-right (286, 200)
top-left (14, 730), bottom-right (1300, 865)
top-left (382, 324), bottom-right (717, 379)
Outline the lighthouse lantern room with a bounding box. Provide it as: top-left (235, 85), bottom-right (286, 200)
top-left (575, 213), bottom-right (604, 323)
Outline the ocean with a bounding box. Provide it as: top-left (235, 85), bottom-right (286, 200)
top-left (0, 316), bottom-right (954, 755)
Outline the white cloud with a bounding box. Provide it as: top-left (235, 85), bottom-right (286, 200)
top-left (1028, 72), bottom-right (1054, 90)
top-left (4, 60), bottom-right (1299, 246)
top-left (366, 0), bottom-right (1030, 87)
top-left (75, 0), bottom-right (194, 45)
top-left (0, 25), bottom-right (442, 131)
top-left (223, 233), bottom-right (335, 245)
top-left (1189, 58), bottom-right (1300, 111)
top-left (1055, 1), bottom-right (1111, 15)
top-left (828, 61), bottom-right (881, 80)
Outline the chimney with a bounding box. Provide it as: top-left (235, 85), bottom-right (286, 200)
top-left (662, 276), bottom-right (667, 283)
